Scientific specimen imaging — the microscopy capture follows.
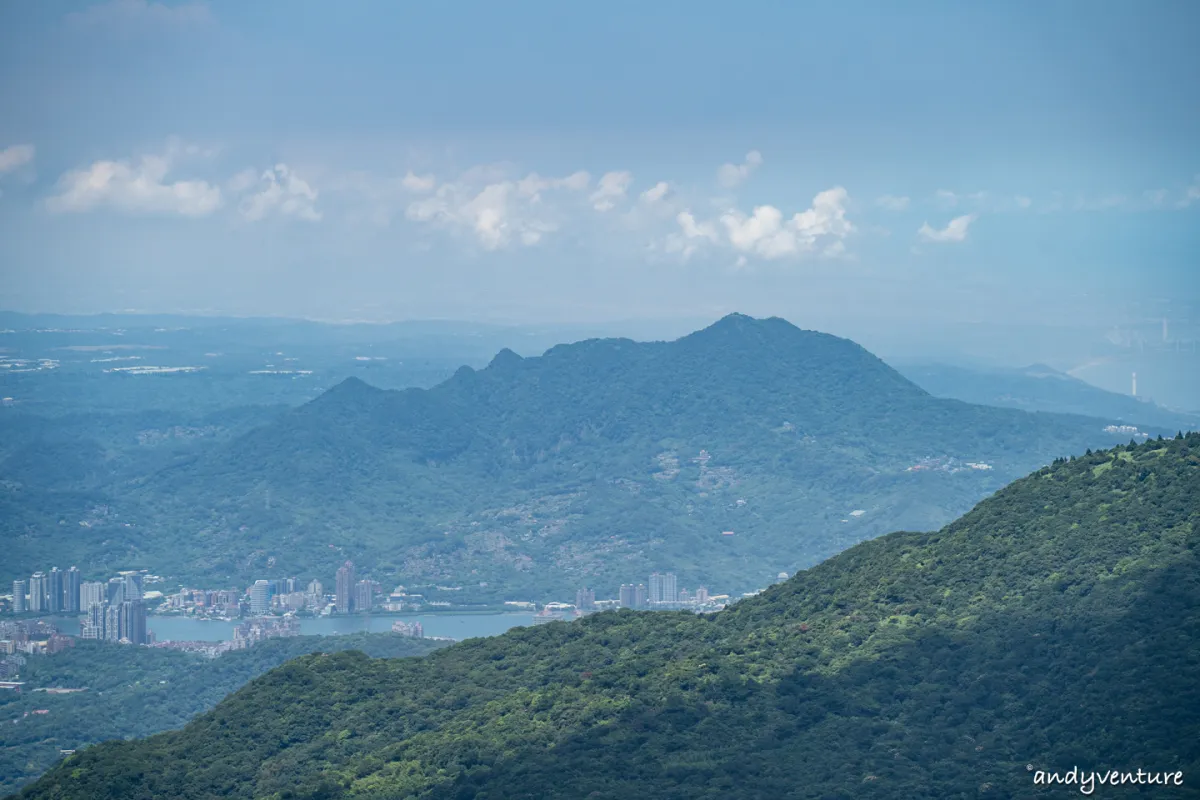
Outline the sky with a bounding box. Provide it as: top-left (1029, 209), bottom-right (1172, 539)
top-left (0, 0), bottom-right (1198, 339)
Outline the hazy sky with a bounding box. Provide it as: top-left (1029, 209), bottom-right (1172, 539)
top-left (1, 0), bottom-right (1197, 329)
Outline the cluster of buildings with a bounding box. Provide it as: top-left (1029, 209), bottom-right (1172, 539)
top-left (336, 561), bottom-right (400, 614)
top-left (230, 617), bottom-right (301, 648)
top-left (11, 567), bottom-right (151, 646)
top-left (0, 621), bottom-right (73, 681)
top-left (77, 574), bottom-right (151, 645)
top-left (163, 562), bottom-right (402, 621)
top-left (11, 567), bottom-right (82, 615)
top-left (390, 620), bottom-right (424, 638)
top-left (612, 572), bottom-right (714, 610)
top-left (239, 562), bottom-right (389, 617)
top-left (522, 572), bottom-right (730, 624)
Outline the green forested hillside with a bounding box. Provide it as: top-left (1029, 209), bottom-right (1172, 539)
top-left (15, 432), bottom-right (1199, 799)
top-left (10, 314), bottom-right (1172, 599)
top-left (0, 634), bottom-right (443, 795)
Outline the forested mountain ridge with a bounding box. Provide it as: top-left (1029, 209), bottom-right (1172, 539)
top-left (0, 634), bottom-right (444, 795)
top-left (134, 314), bottom-right (1170, 594)
top-left (15, 432), bottom-right (1199, 799)
top-left (7, 314), bottom-right (1176, 596)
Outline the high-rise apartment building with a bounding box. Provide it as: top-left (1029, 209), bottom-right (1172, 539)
top-left (284, 577), bottom-right (299, 594)
top-left (249, 580), bottom-right (272, 616)
top-left (634, 584), bottom-right (648, 608)
top-left (11, 580), bottom-right (27, 614)
top-left (65, 567), bottom-right (81, 612)
top-left (695, 587), bottom-right (709, 604)
top-left (122, 574), bottom-right (143, 602)
top-left (649, 572), bottom-right (678, 605)
top-left (28, 572), bottom-right (47, 613)
top-left (81, 603), bottom-right (106, 639)
top-left (575, 588), bottom-right (596, 611)
top-left (104, 604), bottom-right (122, 641)
top-left (353, 579), bottom-right (374, 613)
top-left (47, 568), bottom-right (64, 614)
top-left (619, 584), bottom-right (635, 608)
top-left (648, 573), bottom-right (664, 604)
top-left (335, 561), bottom-right (355, 614)
top-left (80, 581), bottom-right (107, 611)
top-left (306, 579), bottom-right (324, 608)
top-left (120, 600), bottom-right (147, 645)
top-left (107, 577), bottom-right (125, 605)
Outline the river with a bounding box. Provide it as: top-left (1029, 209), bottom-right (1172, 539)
top-left (46, 612), bottom-right (537, 643)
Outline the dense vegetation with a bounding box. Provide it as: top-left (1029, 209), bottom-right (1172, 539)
top-left (5, 314), bottom-right (1173, 600)
top-left (0, 634), bottom-right (443, 794)
top-left (15, 432), bottom-right (1198, 799)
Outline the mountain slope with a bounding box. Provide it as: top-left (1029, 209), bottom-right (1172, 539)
top-left (16, 432), bottom-right (1199, 799)
top-left (896, 360), bottom-right (1200, 430)
top-left (100, 314), bottom-right (1176, 596)
top-left (0, 634), bottom-right (444, 795)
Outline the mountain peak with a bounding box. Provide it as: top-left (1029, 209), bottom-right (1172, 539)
top-left (684, 313), bottom-right (789, 344)
top-left (305, 375), bottom-right (383, 411)
top-left (328, 376), bottom-right (376, 394)
top-left (706, 312), bottom-right (769, 331)
top-left (488, 347), bottom-right (524, 370)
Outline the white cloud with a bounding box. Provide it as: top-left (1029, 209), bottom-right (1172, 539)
top-left (590, 171), bottom-right (632, 212)
top-left (664, 211), bottom-right (719, 260)
top-left (665, 186), bottom-right (854, 262)
top-left (405, 168), bottom-right (588, 249)
top-left (0, 144), bottom-right (35, 174)
top-left (1072, 193), bottom-right (1127, 212)
top-left (68, 0), bottom-right (213, 28)
top-left (401, 171), bottom-right (437, 193)
top-left (517, 171), bottom-right (590, 202)
top-left (237, 164), bottom-right (321, 222)
top-left (1177, 176), bottom-right (1200, 208)
top-left (46, 145), bottom-right (221, 217)
top-left (717, 150), bottom-right (763, 188)
top-left (917, 214), bottom-right (976, 243)
top-left (721, 205), bottom-right (794, 258)
top-left (227, 168), bottom-right (258, 194)
top-left (719, 187), bottom-right (853, 260)
top-left (462, 184), bottom-right (514, 248)
top-left (1014, 195), bottom-right (1033, 209)
top-left (823, 239), bottom-right (847, 258)
top-left (640, 181), bottom-right (670, 204)
top-left (875, 194), bottom-right (910, 211)
top-left (934, 189), bottom-right (959, 208)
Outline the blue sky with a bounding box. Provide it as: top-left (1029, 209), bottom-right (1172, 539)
top-left (0, 0), bottom-right (1197, 332)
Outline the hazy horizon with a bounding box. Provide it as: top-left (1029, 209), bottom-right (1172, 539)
top-left (1, 1), bottom-right (1197, 335)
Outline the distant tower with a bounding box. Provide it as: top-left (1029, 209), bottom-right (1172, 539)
top-left (12, 580), bottom-right (27, 614)
top-left (47, 568), bottom-right (64, 614)
top-left (66, 567), bottom-right (81, 613)
top-left (28, 572), bottom-right (47, 613)
top-left (1132, 372), bottom-right (1137, 397)
top-left (249, 580), bottom-right (272, 616)
top-left (335, 561), bottom-right (355, 614)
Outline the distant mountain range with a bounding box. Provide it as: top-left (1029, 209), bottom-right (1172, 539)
top-left (5, 313), bottom-right (1172, 598)
top-left (17, 432), bottom-right (1198, 799)
top-left (896, 361), bottom-right (1200, 430)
